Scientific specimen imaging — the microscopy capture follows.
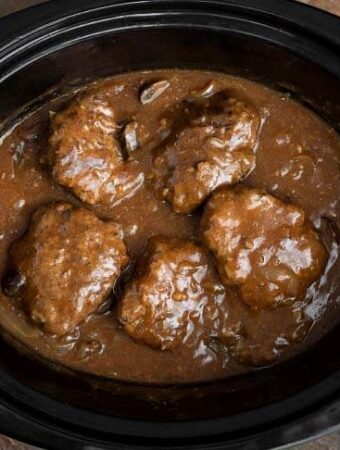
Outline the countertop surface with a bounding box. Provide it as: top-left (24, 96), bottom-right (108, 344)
top-left (0, 0), bottom-right (339, 449)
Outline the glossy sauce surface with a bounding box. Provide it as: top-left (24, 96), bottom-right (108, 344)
top-left (0, 70), bottom-right (339, 384)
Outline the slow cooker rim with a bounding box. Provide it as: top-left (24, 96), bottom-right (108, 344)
top-left (1, 0), bottom-right (340, 84)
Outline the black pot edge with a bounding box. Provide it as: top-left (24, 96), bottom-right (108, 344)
top-left (0, 0), bottom-right (340, 54)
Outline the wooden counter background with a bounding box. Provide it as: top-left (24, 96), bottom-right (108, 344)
top-left (0, 0), bottom-right (339, 449)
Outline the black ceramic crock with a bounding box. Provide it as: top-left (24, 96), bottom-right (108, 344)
top-left (0, 1), bottom-right (340, 449)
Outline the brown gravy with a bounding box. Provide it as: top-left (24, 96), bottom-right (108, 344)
top-left (0, 70), bottom-right (339, 384)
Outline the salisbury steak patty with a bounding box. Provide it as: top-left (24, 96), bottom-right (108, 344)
top-left (8, 202), bottom-right (129, 335)
top-left (48, 92), bottom-right (144, 212)
top-left (201, 187), bottom-right (328, 309)
top-left (118, 236), bottom-right (229, 350)
top-left (153, 91), bottom-right (260, 213)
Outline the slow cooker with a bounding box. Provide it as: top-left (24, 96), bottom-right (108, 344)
top-left (0, 1), bottom-right (340, 448)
